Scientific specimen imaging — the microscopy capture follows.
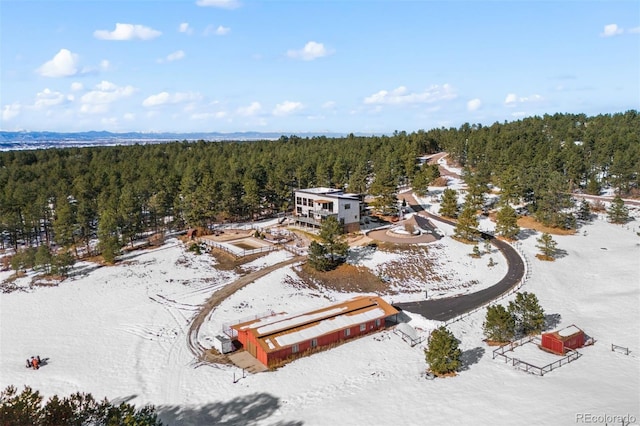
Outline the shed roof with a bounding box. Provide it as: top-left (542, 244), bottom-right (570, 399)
top-left (544, 324), bottom-right (583, 341)
top-left (231, 296), bottom-right (398, 353)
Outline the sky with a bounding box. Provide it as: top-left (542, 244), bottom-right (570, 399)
top-left (1, 0), bottom-right (639, 134)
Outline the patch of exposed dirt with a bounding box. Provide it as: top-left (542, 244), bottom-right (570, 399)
top-left (207, 248), bottom-right (271, 273)
top-left (517, 216), bottom-right (576, 236)
top-left (431, 176), bottom-right (449, 186)
top-left (294, 262), bottom-right (389, 293)
top-left (290, 244), bottom-right (447, 296)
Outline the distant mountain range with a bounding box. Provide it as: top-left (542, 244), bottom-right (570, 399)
top-left (0, 130), bottom-right (363, 151)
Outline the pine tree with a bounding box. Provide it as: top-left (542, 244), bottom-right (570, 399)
top-left (318, 216), bottom-right (349, 263)
top-left (495, 204), bottom-right (520, 240)
top-left (97, 205), bottom-right (121, 264)
top-left (536, 232), bottom-right (557, 260)
top-left (52, 196), bottom-right (77, 252)
top-left (307, 241), bottom-right (331, 271)
top-left (308, 216), bottom-right (348, 271)
top-left (577, 199), bottom-right (591, 221)
top-left (0, 385), bottom-right (162, 426)
top-left (454, 205), bottom-right (479, 241)
top-left (607, 196), bottom-right (629, 224)
top-left (34, 245), bottom-right (53, 274)
top-left (425, 326), bottom-right (461, 376)
top-left (483, 305), bottom-right (515, 343)
top-left (439, 188), bottom-right (459, 218)
top-left (508, 292), bottom-right (545, 336)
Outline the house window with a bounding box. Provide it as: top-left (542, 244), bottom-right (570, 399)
top-left (376, 319), bottom-right (381, 327)
top-left (303, 198), bottom-right (308, 206)
top-left (296, 207), bottom-right (302, 215)
top-left (344, 203), bottom-right (351, 210)
top-left (292, 344), bottom-right (299, 353)
top-left (311, 339), bottom-right (317, 348)
top-left (360, 324), bottom-right (366, 332)
top-left (296, 197), bottom-right (302, 205)
top-left (344, 328), bottom-right (351, 337)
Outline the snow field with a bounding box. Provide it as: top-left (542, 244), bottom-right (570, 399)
top-left (0, 216), bottom-right (638, 425)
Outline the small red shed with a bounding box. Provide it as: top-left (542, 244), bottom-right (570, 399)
top-left (541, 325), bottom-right (585, 354)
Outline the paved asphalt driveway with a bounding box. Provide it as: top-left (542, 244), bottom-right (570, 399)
top-left (394, 193), bottom-right (525, 322)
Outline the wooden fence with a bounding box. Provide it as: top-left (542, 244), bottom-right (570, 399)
top-left (611, 343), bottom-right (631, 355)
top-left (492, 336), bottom-right (582, 376)
top-left (200, 239), bottom-right (277, 259)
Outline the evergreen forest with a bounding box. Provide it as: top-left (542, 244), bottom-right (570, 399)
top-left (0, 111), bottom-right (638, 259)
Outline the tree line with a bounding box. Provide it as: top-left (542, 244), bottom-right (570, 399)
top-left (0, 111), bottom-right (637, 261)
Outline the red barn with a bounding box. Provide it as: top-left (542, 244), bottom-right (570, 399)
top-left (541, 325), bottom-right (585, 355)
top-left (230, 296), bottom-right (398, 367)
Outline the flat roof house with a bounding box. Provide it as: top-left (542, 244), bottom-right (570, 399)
top-left (293, 187), bottom-right (364, 233)
top-left (230, 296), bottom-right (399, 368)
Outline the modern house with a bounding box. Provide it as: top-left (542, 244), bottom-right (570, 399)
top-left (229, 296), bottom-right (399, 368)
top-left (541, 325), bottom-right (585, 355)
top-left (293, 187), bottom-right (365, 233)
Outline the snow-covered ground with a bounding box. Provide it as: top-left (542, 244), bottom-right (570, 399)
top-left (1, 214), bottom-right (639, 425)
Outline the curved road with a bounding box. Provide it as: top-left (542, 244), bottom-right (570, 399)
top-left (186, 255), bottom-right (305, 360)
top-left (394, 193), bottom-right (525, 322)
top-left (187, 190), bottom-right (525, 361)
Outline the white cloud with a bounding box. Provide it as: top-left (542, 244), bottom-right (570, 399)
top-left (273, 101), bottom-right (304, 116)
top-left (287, 41), bottom-right (333, 61)
top-left (142, 91), bottom-right (202, 107)
top-left (100, 60), bottom-right (111, 71)
top-left (215, 25), bottom-right (231, 36)
top-left (34, 88), bottom-right (70, 109)
top-left (196, 0), bottom-right (241, 9)
top-left (628, 26), bottom-right (640, 34)
top-left (601, 23), bottom-right (624, 37)
top-left (203, 25), bottom-right (231, 36)
top-left (504, 93), bottom-right (518, 105)
top-left (511, 111), bottom-right (527, 118)
top-left (237, 101), bottom-right (261, 116)
top-left (179, 22), bottom-right (193, 35)
top-left (123, 113), bottom-right (136, 121)
top-left (80, 81), bottom-right (136, 111)
top-left (467, 98), bottom-right (482, 112)
top-left (37, 49), bottom-right (79, 77)
top-left (70, 82), bottom-right (84, 92)
top-left (504, 93), bottom-right (544, 107)
top-left (94, 23), bottom-right (162, 41)
top-left (322, 101), bottom-right (336, 109)
top-left (158, 50), bottom-right (186, 63)
top-left (80, 103), bottom-right (109, 115)
top-left (101, 117), bottom-right (118, 126)
top-left (2, 103), bottom-right (21, 121)
top-left (191, 111), bottom-right (227, 120)
top-left (364, 84), bottom-right (457, 105)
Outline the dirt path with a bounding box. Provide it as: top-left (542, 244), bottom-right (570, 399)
top-left (186, 255), bottom-right (305, 361)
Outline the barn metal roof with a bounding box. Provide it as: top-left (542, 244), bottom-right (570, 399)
top-left (231, 296), bottom-right (398, 353)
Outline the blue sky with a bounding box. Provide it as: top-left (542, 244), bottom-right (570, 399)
top-left (1, 0), bottom-right (639, 134)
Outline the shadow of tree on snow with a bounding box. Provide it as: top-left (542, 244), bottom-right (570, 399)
top-left (516, 228), bottom-right (538, 241)
top-left (544, 313), bottom-right (562, 331)
top-left (157, 392), bottom-right (303, 426)
top-left (459, 347), bottom-right (485, 371)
